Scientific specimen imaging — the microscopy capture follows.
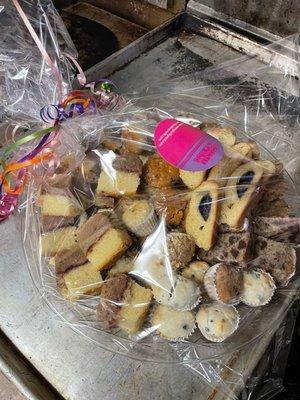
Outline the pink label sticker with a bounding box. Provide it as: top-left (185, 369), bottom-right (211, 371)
top-left (154, 119), bottom-right (224, 171)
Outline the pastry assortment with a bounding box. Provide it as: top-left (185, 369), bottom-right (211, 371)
top-left (38, 119), bottom-right (298, 343)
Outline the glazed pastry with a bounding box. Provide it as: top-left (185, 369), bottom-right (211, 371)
top-left (121, 199), bottom-right (157, 237)
top-left (151, 189), bottom-right (188, 227)
top-left (97, 274), bottom-right (152, 334)
top-left (152, 274), bottom-right (201, 311)
top-left (38, 191), bottom-right (83, 217)
top-left (167, 232), bottom-right (195, 270)
top-left (203, 263), bottom-right (243, 305)
top-left (181, 261), bottom-right (210, 285)
top-left (240, 269), bottom-right (276, 307)
top-left (151, 305), bottom-right (196, 340)
top-left (185, 180), bottom-right (220, 250)
top-left (41, 226), bottom-right (77, 257)
top-left (207, 142), bottom-right (252, 182)
top-left (200, 122), bottom-right (236, 147)
top-left (254, 236), bottom-right (296, 286)
top-left (61, 261), bottom-right (103, 300)
top-left (196, 303), bottom-right (239, 342)
top-left (219, 161), bottom-right (265, 228)
top-left (179, 170), bottom-right (206, 190)
top-left (199, 231), bottom-right (251, 265)
top-left (253, 216), bottom-right (300, 242)
top-left (96, 153), bottom-right (143, 196)
top-left (144, 154), bottom-right (180, 188)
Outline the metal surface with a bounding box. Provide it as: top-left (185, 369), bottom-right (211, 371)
top-left (0, 9), bottom-right (299, 400)
top-left (189, 0), bottom-right (300, 37)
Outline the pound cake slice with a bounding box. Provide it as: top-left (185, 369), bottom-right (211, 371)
top-left (96, 153), bottom-right (143, 196)
top-left (97, 274), bottom-right (152, 333)
top-left (219, 161), bottom-right (264, 228)
top-left (38, 191), bottom-right (83, 217)
top-left (199, 231), bottom-right (251, 265)
top-left (60, 261), bottom-right (103, 300)
top-left (254, 236), bottom-right (296, 286)
top-left (185, 180), bottom-right (220, 250)
top-left (41, 226), bottom-right (77, 257)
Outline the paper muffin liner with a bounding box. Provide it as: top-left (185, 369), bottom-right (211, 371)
top-left (203, 263), bottom-right (241, 306)
top-left (150, 304), bottom-right (197, 341)
top-left (153, 275), bottom-right (202, 311)
top-left (196, 303), bottom-right (240, 343)
top-left (240, 268), bottom-right (276, 307)
top-left (129, 207), bottom-right (158, 237)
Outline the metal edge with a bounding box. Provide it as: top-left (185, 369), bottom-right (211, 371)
top-left (83, 13), bottom-right (183, 82)
top-left (0, 331), bottom-right (62, 400)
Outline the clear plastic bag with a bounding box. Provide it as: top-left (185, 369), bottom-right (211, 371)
top-left (2, 1), bottom-right (299, 398)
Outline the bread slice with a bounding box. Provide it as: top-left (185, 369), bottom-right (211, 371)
top-left (179, 170), bottom-right (206, 190)
top-left (41, 226), bottom-right (77, 257)
top-left (87, 228), bottom-right (132, 271)
top-left (199, 231), bottom-right (251, 265)
top-left (38, 193), bottom-right (82, 217)
top-left (208, 142), bottom-right (252, 183)
top-left (185, 180), bottom-right (220, 250)
top-left (254, 236), bottom-right (296, 286)
top-left (219, 161), bottom-right (264, 228)
top-left (62, 261), bottom-right (103, 300)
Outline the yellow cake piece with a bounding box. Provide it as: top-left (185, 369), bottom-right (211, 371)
top-left (87, 228), bottom-right (132, 271)
top-left (96, 170), bottom-right (140, 197)
top-left (179, 170), bottom-right (206, 190)
top-left (39, 193), bottom-right (82, 217)
top-left (62, 261), bottom-right (103, 301)
top-left (118, 282), bottom-right (153, 334)
top-left (41, 226), bottom-right (77, 257)
top-left (108, 257), bottom-right (134, 277)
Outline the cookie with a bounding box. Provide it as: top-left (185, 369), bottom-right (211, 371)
top-left (200, 122), bottom-right (236, 147)
top-left (219, 161), bottom-right (265, 228)
top-left (179, 170), bottom-right (206, 190)
top-left (185, 180), bottom-right (220, 250)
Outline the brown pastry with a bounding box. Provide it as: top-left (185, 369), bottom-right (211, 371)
top-left (144, 154), bottom-right (180, 188)
top-left (121, 128), bottom-right (148, 154)
top-left (199, 231), bottom-right (251, 265)
top-left (254, 236), bottom-right (296, 286)
top-left (254, 198), bottom-right (289, 218)
top-left (167, 232), bottom-right (195, 270)
top-left (40, 215), bottom-right (75, 233)
top-left (151, 189), bottom-right (188, 227)
top-left (253, 216), bottom-right (300, 242)
top-left (54, 245), bottom-right (88, 274)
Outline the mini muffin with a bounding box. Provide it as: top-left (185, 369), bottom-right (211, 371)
top-left (152, 274), bottom-right (201, 311)
top-left (204, 263), bottom-right (243, 305)
top-left (144, 154), bottom-right (180, 188)
top-left (196, 303), bottom-right (239, 342)
top-left (240, 269), bottom-right (276, 307)
top-left (167, 232), bottom-right (195, 270)
top-left (151, 189), bottom-right (188, 227)
top-left (121, 199), bottom-right (157, 237)
top-left (97, 274), bottom-right (152, 334)
top-left (181, 261), bottom-right (210, 285)
top-left (152, 305), bottom-right (196, 340)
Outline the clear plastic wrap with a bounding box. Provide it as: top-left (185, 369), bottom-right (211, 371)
top-left (1, 1), bottom-right (299, 398)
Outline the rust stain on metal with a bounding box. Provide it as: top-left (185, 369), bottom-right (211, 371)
top-left (65, 2), bottom-right (148, 48)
